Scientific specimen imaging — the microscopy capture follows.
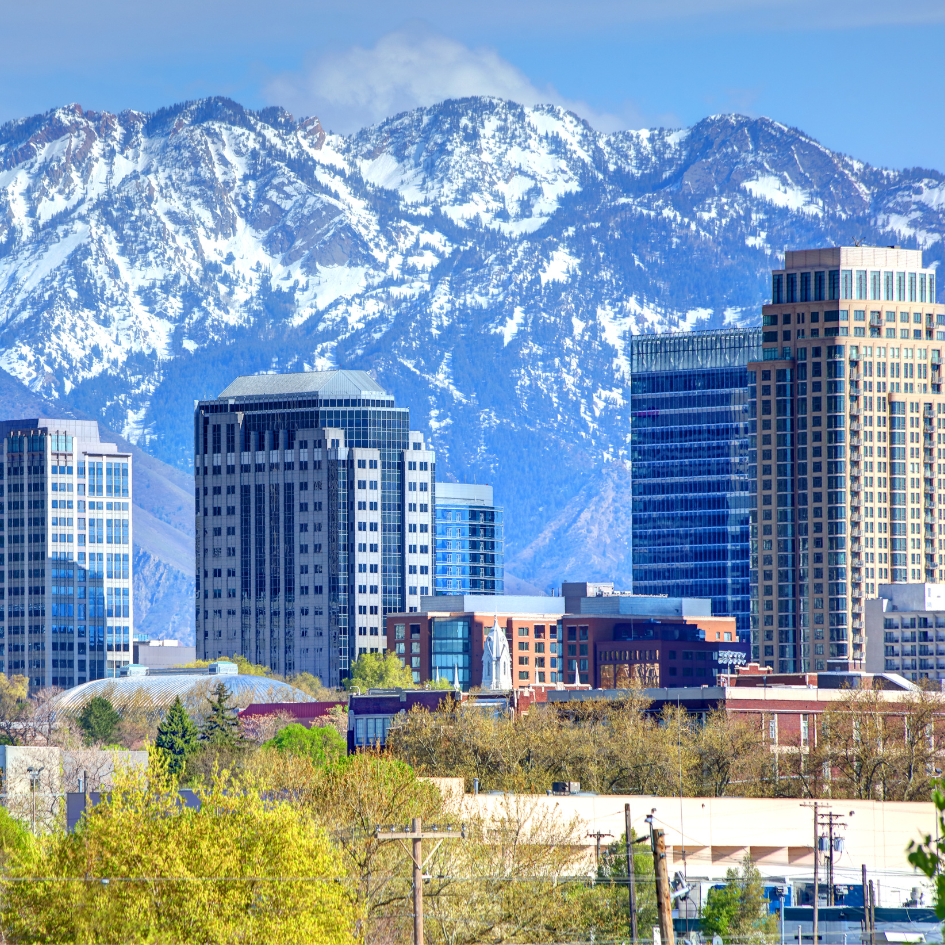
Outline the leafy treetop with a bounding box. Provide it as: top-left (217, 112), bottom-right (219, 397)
top-left (264, 723), bottom-right (346, 766)
top-left (346, 652), bottom-right (414, 692)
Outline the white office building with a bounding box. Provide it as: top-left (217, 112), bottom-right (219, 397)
top-left (0, 419), bottom-right (133, 689)
top-left (865, 582), bottom-right (945, 681)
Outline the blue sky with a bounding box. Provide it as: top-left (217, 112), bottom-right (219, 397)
top-left (1, 0), bottom-right (943, 170)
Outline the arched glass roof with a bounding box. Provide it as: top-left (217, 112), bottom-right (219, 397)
top-left (53, 672), bottom-right (313, 716)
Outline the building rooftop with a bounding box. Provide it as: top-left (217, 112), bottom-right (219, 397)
top-left (217, 369), bottom-right (387, 400)
top-left (53, 663), bottom-right (314, 714)
top-left (561, 583), bottom-right (714, 617)
top-left (780, 246), bottom-right (925, 271)
top-left (418, 594), bottom-right (566, 616)
top-left (0, 418), bottom-right (111, 443)
top-left (871, 583), bottom-right (945, 613)
top-left (436, 483), bottom-right (495, 505)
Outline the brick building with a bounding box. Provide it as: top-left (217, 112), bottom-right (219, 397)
top-left (546, 661), bottom-right (930, 750)
top-left (385, 582), bottom-right (749, 690)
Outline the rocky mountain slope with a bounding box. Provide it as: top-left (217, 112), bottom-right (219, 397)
top-left (1, 95), bottom-right (944, 628)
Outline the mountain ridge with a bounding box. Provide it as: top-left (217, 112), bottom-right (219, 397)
top-left (1, 94), bottom-right (944, 629)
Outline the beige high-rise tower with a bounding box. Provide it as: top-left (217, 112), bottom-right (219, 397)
top-left (749, 247), bottom-right (944, 672)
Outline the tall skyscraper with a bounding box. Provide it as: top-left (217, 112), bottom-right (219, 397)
top-left (630, 329), bottom-right (760, 632)
top-left (194, 370), bottom-right (435, 685)
top-left (434, 483), bottom-right (504, 595)
top-left (0, 418), bottom-right (133, 690)
top-left (750, 246), bottom-right (944, 672)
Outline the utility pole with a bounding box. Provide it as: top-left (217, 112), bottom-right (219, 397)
top-left (801, 801), bottom-right (830, 945)
top-left (588, 829), bottom-right (613, 870)
top-left (375, 818), bottom-right (464, 945)
top-left (861, 865), bottom-right (871, 945)
top-left (625, 803), bottom-right (639, 945)
top-left (820, 811), bottom-right (850, 906)
top-left (647, 814), bottom-right (676, 945)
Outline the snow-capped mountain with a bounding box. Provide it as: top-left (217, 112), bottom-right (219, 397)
top-left (2, 95), bottom-right (944, 638)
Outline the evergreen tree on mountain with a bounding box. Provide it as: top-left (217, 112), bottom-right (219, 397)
top-left (200, 682), bottom-right (241, 746)
top-left (154, 696), bottom-right (199, 775)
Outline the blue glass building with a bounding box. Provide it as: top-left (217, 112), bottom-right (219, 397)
top-left (630, 329), bottom-right (761, 633)
top-left (434, 483), bottom-right (504, 595)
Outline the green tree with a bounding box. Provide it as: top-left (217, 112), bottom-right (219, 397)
top-left (289, 672), bottom-right (345, 702)
top-left (77, 697), bottom-right (121, 745)
top-left (346, 652), bottom-right (414, 692)
top-left (265, 723), bottom-right (346, 766)
top-left (154, 697), bottom-right (199, 775)
top-left (1, 759), bottom-right (359, 944)
top-left (701, 855), bottom-right (777, 943)
top-left (0, 805), bottom-right (31, 868)
top-left (568, 829), bottom-right (658, 941)
top-left (0, 673), bottom-right (30, 745)
top-left (199, 682), bottom-right (241, 746)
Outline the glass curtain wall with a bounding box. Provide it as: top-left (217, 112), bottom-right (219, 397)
top-left (434, 506), bottom-right (504, 594)
top-left (630, 329), bottom-right (761, 633)
top-left (431, 616), bottom-right (471, 689)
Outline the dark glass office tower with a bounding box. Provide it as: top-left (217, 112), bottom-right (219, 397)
top-left (194, 370), bottom-right (434, 685)
top-left (630, 329), bottom-right (761, 634)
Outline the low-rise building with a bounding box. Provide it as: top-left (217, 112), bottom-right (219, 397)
top-left (347, 688), bottom-right (458, 750)
top-left (132, 639), bottom-right (196, 670)
top-left (239, 701), bottom-right (343, 729)
top-left (864, 582), bottom-right (945, 682)
top-left (385, 582), bottom-right (748, 690)
top-left (546, 660), bottom-right (926, 747)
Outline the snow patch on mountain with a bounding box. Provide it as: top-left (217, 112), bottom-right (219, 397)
top-left (0, 94), bottom-right (944, 604)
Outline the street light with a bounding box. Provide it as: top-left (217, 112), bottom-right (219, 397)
top-left (718, 650), bottom-right (747, 682)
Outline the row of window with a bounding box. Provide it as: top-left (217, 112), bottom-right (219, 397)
top-left (772, 270), bottom-right (935, 304)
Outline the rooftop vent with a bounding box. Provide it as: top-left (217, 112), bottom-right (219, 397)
top-left (119, 664), bottom-right (149, 677)
top-left (208, 661), bottom-right (238, 675)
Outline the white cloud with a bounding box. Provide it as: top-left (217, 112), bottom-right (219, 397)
top-left (264, 26), bottom-right (666, 134)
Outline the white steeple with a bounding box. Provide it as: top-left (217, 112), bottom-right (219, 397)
top-left (481, 615), bottom-right (513, 691)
